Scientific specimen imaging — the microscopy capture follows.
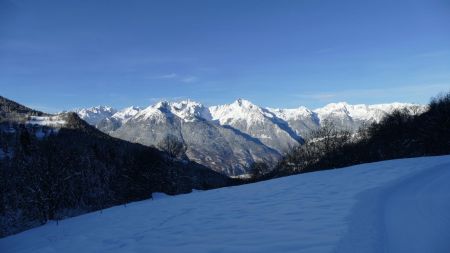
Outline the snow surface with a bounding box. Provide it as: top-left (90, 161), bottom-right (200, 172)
top-left (26, 116), bottom-right (66, 127)
top-left (2, 156), bottom-right (450, 253)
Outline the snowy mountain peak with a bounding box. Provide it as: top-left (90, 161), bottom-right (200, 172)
top-left (267, 106), bottom-right (313, 121)
top-left (78, 105), bottom-right (116, 114)
top-left (121, 106), bottom-right (140, 112)
top-left (315, 102), bottom-right (352, 113)
top-left (136, 103), bottom-right (170, 120)
top-left (75, 106), bottom-right (117, 125)
top-left (171, 100), bottom-right (201, 109)
top-left (112, 106), bottom-right (141, 122)
top-left (130, 100), bottom-right (211, 122)
top-left (170, 100), bottom-right (211, 121)
top-left (210, 99), bottom-right (271, 125)
top-left (153, 101), bottom-right (170, 110)
top-left (233, 98), bottom-right (255, 108)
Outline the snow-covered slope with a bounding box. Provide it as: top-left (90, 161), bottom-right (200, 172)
top-left (25, 115), bottom-right (67, 139)
top-left (26, 115), bottom-right (67, 127)
top-left (2, 155), bottom-right (449, 253)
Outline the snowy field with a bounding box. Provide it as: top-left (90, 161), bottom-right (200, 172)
top-left (1, 156), bottom-right (450, 253)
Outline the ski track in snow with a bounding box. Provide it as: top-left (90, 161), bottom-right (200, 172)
top-left (335, 160), bottom-right (450, 253)
top-left (1, 156), bottom-right (450, 253)
top-left (384, 163), bottom-right (450, 253)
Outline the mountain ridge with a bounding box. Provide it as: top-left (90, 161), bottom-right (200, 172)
top-left (75, 99), bottom-right (425, 175)
top-left (76, 99), bottom-right (424, 128)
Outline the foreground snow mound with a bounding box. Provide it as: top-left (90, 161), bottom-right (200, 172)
top-left (2, 156), bottom-right (450, 253)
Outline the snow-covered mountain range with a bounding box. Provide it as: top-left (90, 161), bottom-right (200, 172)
top-left (75, 100), bottom-right (425, 175)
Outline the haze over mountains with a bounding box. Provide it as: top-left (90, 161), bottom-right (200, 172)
top-left (76, 99), bottom-right (424, 176)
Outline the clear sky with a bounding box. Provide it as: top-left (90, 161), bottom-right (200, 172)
top-left (1, 0), bottom-right (450, 112)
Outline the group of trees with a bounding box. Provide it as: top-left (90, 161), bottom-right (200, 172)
top-left (0, 123), bottom-right (164, 236)
top-left (280, 120), bottom-right (352, 174)
top-left (246, 120), bottom-right (353, 180)
top-left (249, 162), bottom-right (269, 180)
top-left (157, 134), bottom-right (186, 159)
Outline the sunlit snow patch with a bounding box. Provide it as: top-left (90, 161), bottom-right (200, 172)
top-left (27, 116), bottom-right (66, 127)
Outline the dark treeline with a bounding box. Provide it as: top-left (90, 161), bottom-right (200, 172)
top-left (251, 92), bottom-right (450, 180)
top-left (0, 97), bottom-right (232, 237)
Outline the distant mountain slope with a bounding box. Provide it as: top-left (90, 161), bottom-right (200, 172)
top-left (0, 96), bottom-right (232, 237)
top-left (76, 99), bottom-right (424, 175)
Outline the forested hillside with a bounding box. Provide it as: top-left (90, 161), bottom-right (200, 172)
top-left (0, 96), bottom-right (232, 237)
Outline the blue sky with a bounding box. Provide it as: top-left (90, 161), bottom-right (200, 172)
top-left (1, 0), bottom-right (449, 112)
